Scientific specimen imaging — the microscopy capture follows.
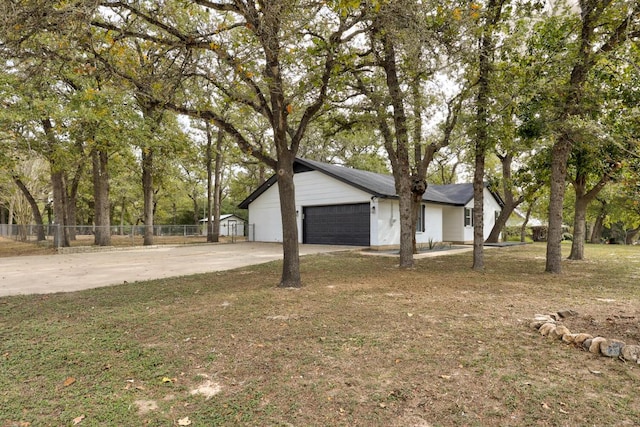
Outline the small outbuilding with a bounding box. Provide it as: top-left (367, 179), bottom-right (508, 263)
top-left (238, 158), bottom-right (504, 249)
top-left (200, 214), bottom-right (245, 236)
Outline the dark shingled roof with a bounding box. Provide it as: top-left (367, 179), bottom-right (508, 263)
top-left (238, 158), bottom-right (503, 209)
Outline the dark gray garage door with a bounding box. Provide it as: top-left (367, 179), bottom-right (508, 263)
top-left (303, 203), bottom-right (370, 246)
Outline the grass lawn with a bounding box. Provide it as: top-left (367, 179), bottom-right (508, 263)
top-left (1, 243), bottom-right (640, 426)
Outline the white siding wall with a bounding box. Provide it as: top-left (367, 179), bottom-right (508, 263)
top-left (248, 170), bottom-right (372, 243)
top-left (248, 172), bottom-right (503, 246)
top-left (220, 218), bottom-right (245, 236)
top-left (483, 187), bottom-right (503, 240)
top-left (416, 205), bottom-right (443, 243)
top-left (460, 187), bottom-right (503, 243)
top-left (442, 206), bottom-right (464, 242)
top-left (373, 201), bottom-right (443, 246)
top-left (372, 199), bottom-right (400, 247)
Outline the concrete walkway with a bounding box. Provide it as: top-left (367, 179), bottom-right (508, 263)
top-left (0, 242), bottom-right (360, 297)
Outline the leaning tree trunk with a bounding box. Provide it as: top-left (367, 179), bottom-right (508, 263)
top-left (486, 152), bottom-right (524, 243)
top-left (12, 175), bottom-right (46, 241)
top-left (625, 226), bottom-right (640, 245)
top-left (486, 205), bottom-right (519, 244)
top-left (92, 149), bottom-right (111, 246)
top-left (141, 147), bottom-right (154, 246)
top-left (276, 155), bottom-right (301, 287)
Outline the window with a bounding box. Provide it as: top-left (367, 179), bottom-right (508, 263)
top-left (464, 208), bottom-right (474, 227)
top-left (416, 205), bottom-right (426, 232)
top-left (495, 210), bottom-right (501, 223)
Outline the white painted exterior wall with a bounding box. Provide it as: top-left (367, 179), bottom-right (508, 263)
top-left (220, 217), bottom-right (245, 236)
top-left (247, 171), bottom-right (502, 246)
top-left (248, 170), bottom-right (372, 243)
top-left (200, 215), bottom-right (245, 236)
top-left (442, 206), bottom-right (464, 242)
top-left (370, 201), bottom-right (444, 247)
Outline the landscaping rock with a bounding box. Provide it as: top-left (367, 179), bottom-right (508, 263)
top-left (556, 309), bottom-right (578, 318)
top-left (589, 337), bottom-right (607, 354)
top-left (551, 325), bottom-right (571, 340)
top-left (531, 312), bottom-right (639, 365)
top-left (531, 315), bottom-right (556, 329)
top-left (539, 323), bottom-right (556, 337)
top-left (600, 339), bottom-right (626, 358)
top-left (574, 333), bottom-right (593, 346)
top-left (621, 345), bottom-right (640, 362)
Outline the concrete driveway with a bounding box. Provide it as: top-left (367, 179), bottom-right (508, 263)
top-left (0, 242), bottom-right (359, 297)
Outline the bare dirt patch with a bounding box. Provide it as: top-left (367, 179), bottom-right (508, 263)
top-left (134, 400), bottom-right (158, 415)
top-left (554, 310), bottom-right (640, 345)
top-left (190, 380), bottom-right (223, 400)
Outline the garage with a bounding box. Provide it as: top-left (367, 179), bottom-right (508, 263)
top-left (303, 203), bottom-right (370, 246)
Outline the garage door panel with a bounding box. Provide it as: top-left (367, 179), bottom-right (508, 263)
top-left (303, 203), bottom-right (370, 246)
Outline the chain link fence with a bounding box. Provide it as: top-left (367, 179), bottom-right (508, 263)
top-left (0, 223), bottom-right (254, 249)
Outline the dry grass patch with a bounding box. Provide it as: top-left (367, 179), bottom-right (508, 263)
top-left (0, 235), bottom-right (245, 257)
top-left (1, 243), bottom-right (640, 426)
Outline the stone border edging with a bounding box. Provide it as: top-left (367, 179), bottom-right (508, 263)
top-left (531, 311), bottom-right (640, 363)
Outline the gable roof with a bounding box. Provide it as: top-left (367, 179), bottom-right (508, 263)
top-left (238, 158), bottom-right (504, 208)
top-left (199, 214), bottom-right (244, 223)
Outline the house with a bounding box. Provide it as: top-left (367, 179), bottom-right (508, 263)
top-left (238, 158), bottom-right (504, 249)
top-left (200, 214), bottom-right (245, 236)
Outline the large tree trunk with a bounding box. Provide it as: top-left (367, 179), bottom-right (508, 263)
top-left (65, 159), bottom-right (85, 241)
top-left (12, 175), bottom-right (46, 241)
top-left (92, 149), bottom-right (111, 246)
top-left (410, 178), bottom-right (427, 254)
top-left (397, 176), bottom-right (414, 268)
top-left (472, 155), bottom-right (485, 270)
top-left (568, 168), bottom-right (610, 259)
top-left (42, 118), bottom-right (69, 247)
top-left (141, 147), bottom-right (154, 246)
top-left (212, 126), bottom-right (224, 239)
top-left (545, 139), bottom-right (571, 272)
top-left (471, 0), bottom-right (503, 270)
top-left (51, 169), bottom-right (70, 247)
top-left (544, 1), bottom-right (619, 272)
top-left (276, 156), bottom-right (300, 287)
top-left (205, 122), bottom-right (215, 242)
top-left (568, 196), bottom-right (588, 260)
top-left (205, 121), bottom-right (224, 243)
